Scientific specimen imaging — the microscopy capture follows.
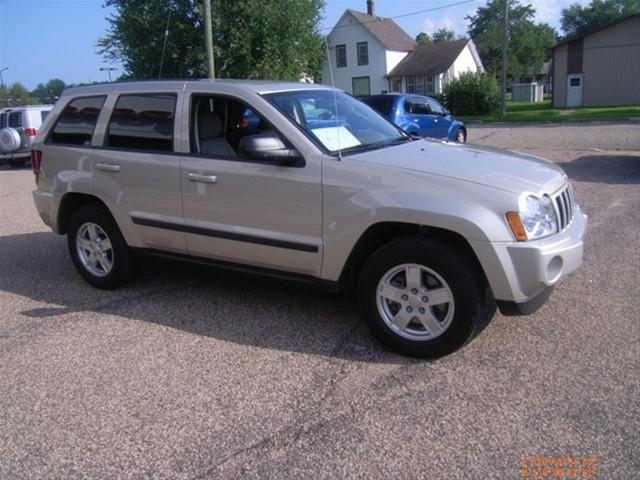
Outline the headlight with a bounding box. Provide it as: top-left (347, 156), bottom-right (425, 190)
top-left (506, 195), bottom-right (558, 241)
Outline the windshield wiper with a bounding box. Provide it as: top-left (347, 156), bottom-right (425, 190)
top-left (337, 136), bottom-right (410, 155)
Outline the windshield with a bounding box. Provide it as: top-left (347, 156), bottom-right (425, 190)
top-left (264, 90), bottom-right (408, 155)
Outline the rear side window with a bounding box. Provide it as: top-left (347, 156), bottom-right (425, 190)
top-left (106, 94), bottom-right (176, 152)
top-left (8, 112), bottom-right (22, 128)
top-left (49, 96), bottom-right (106, 145)
top-left (362, 96), bottom-right (395, 116)
top-left (41, 111), bottom-right (50, 122)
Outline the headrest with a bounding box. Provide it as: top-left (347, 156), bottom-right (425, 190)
top-left (199, 110), bottom-right (222, 140)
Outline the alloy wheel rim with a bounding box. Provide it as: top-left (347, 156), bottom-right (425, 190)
top-left (76, 222), bottom-right (114, 277)
top-left (376, 263), bottom-right (455, 341)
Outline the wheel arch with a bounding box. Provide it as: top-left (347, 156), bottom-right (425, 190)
top-left (57, 193), bottom-right (115, 235)
top-left (338, 222), bottom-right (488, 290)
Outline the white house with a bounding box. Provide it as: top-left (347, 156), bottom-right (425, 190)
top-left (321, 1), bottom-right (484, 96)
top-left (387, 39), bottom-right (484, 95)
top-left (321, 1), bottom-right (415, 95)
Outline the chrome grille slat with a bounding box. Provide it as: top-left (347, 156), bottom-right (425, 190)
top-left (553, 184), bottom-right (574, 232)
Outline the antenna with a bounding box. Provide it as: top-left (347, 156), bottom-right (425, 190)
top-left (158, 10), bottom-right (172, 78)
top-left (323, 39), bottom-right (342, 160)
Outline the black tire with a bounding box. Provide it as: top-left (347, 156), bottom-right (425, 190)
top-left (455, 128), bottom-right (466, 143)
top-left (357, 236), bottom-right (491, 358)
top-left (7, 158), bottom-right (27, 168)
top-left (67, 204), bottom-right (138, 289)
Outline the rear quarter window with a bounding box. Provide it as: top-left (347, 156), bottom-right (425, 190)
top-left (106, 94), bottom-right (176, 152)
top-left (48, 96), bottom-right (106, 145)
top-left (8, 112), bottom-right (23, 128)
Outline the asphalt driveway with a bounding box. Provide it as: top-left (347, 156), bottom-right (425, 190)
top-left (0, 122), bottom-right (638, 479)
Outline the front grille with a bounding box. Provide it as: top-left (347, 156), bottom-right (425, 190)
top-left (554, 184), bottom-right (574, 232)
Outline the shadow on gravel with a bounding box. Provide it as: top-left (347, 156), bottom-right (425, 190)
top-left (1, 231), bottom-right (472, 364)
top-left (559, 154), bottom-right (640, 184)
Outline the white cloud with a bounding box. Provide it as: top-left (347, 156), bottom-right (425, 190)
top-left (421, 12), bottom-right (467, 36)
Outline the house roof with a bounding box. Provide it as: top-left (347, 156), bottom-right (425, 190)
top-left (345, 9), bottom-right (416, 52)
top-left (552, 13), bottom-right (640, 48)
top-left (388, 39), bottom-right (469, 77)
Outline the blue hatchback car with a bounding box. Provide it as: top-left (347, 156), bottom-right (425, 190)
top-left (359, 94), bottom-right (467, 143)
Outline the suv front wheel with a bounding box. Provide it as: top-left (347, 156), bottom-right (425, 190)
top-left (358, 236), bottom-right (491, 358)
top-left (67, 204), bottom-right (138, 289)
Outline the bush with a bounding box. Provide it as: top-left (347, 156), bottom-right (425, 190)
top-left (443, 71), bottom-right (500, 116)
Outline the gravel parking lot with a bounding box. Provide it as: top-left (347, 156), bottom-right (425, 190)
top-left (1, 122), bottom-right (638, 479)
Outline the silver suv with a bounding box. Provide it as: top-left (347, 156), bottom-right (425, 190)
top-left (0, 104), bottom-right (53, 167)
top-left (31, 80), bottom-right (587, 357)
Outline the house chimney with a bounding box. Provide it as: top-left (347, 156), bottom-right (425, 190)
top-left (367, 0), bottom-right (376, 17)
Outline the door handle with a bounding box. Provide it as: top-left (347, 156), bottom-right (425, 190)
top-left (96, 162), bottom-right (120, 173)
top-left (188, 172), bottom-right (217, 184)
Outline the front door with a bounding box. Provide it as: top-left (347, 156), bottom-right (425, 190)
top-left (566, 74), bottom-right (583, 108)
top-left (404, 97), bottom-right (438, 138)
top-left (179, 91), bottom-right (323, 276)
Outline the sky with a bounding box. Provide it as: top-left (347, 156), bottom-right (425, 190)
top-left (0, 0), bottom-right (591, 90)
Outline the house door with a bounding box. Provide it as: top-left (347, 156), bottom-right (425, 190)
top-left (566, 74), bottom-right (583, 107)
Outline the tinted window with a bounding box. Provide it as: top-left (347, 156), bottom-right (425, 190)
top-left (404, 99), bottom-right (430, 115)
top-left (0, 113), bottom-right (6, 128)
top-left (49, 96), bottom-right (105, 145)
top-left (41, 111), bottom-right (50, 122)
top-left (8, 112), bottom-right (22, 128)
top-left (107, 94), bottom-right (176, 152)
top-left (570, 78), bottom-right (581, 87)
top-left (361, 96), bottom-right (395, 116)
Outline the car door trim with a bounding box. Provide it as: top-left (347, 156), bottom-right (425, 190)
top-left (130, 215), bottom-right (319, 253)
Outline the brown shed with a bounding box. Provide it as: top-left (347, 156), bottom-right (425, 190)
top-left (552, 14), bottom-right (640, 108)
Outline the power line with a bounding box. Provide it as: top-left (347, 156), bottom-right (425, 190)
top-left (321, 0), bottom-right (478, 32)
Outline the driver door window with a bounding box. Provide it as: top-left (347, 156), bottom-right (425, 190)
top-left (190, 95), bottom-right (282, 159)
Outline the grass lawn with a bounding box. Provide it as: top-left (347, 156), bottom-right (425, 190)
top-left (459, 99), bottom-right (640, 123)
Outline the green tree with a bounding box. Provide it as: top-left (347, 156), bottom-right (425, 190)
top-left (561, 0), bottom-right (640, 37)
top-left (31, 78), bottom-right (67, 103)
top-left (432, 28), bottom-right (456, 43)
top-left (1, 82), bottom-right (38, 107)
top-left (415, 32), bottom-right (432, 45)
top-left (98, 0), bottom-right (325, 81)
top-left (467, 0), bottom-right (557, 79)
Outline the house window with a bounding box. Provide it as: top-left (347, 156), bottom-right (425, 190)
top-left (336, 44), bottom-right (347, 68)
top-left (406, 76), bottom-right (416, 93)
top-left (390, 78), bottom-right (402, 92)
top-left (415, 75), bottom-right (425, 95)
top-left (352, 76), bottom-right (371, 96)
top-left (357, 42), bottom-right (369, 66)
top-left (426, 75), bottom-right (435, 94)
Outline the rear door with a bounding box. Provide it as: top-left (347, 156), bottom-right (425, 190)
top-left (90, 91), bottom-right (186, 252)
top-left (178, 88), bottom-right (323, 276)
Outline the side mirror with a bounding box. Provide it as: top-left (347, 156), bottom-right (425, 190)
top-left (238, 131), bottom-right (304, 167)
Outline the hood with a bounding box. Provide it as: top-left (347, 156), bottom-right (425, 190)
top-left (351, 139), bottom-right (567, 195)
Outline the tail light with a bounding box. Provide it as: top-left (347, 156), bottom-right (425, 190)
top-left (24, 128), bottom-right (37, 136)
top-left (31, 149), bottom-right (42, 177)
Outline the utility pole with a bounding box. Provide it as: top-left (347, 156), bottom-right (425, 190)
top-left (0, 67), bottom-right (7, 88)
top-left (501, 0), bottom-right (508, 117)
top-left (203, 0), bottom-right (215, 79)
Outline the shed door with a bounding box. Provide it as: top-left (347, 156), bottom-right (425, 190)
top-left (566, 74), bottom-right (583, 108)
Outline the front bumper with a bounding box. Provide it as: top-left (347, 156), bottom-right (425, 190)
top-left (471, 206), bottom-right (588, 309)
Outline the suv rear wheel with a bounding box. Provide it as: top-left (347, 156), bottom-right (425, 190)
top-left (358, 236), bottom-right (490, 358)
top-left (67, 205), bottom-right (138, 289)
